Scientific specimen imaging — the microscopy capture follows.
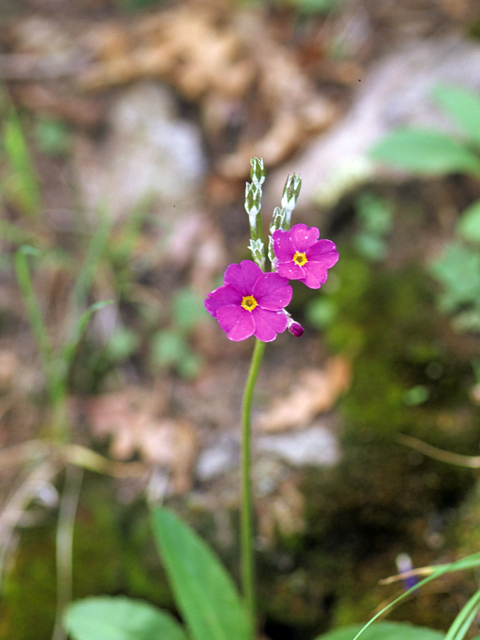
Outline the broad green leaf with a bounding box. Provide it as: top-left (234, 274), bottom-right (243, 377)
top-left (151, 508), bottom-right (252, 640)
top-left (432, 83), bottom-right (480, 148)
top-left (65, 596), bottom-right (188, 640)
top-left (456, 199), bottom-right (480, 243)
top-left (370, 128), bottom-right (480, 178)
top-left (314, 621), bottom-right (444, 640)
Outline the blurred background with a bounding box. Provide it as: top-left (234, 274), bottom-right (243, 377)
top-left (2, 0), bottom-right (480, 638)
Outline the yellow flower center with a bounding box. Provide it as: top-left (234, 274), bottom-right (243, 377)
top-left (241, 295), bottom-right (258, 312)
top-left (293, 251), bottom-right (308, 266)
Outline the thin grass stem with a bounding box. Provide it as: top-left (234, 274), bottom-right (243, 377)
top-left (52, 465), bottom-right (83, 640)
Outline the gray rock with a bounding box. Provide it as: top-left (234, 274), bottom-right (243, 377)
top-left (75, 81), bottom-right (206, 220)
top-left (266, 36), bottom-right (480, 211)
top-left (256, 422), bottom-right (340, 468)
top-left (195, 435), bottom-right (239, 482)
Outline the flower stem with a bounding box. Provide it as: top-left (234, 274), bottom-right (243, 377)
top-left (241, 337), bottom-right (266, 637)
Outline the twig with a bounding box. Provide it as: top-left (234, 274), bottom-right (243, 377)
top-left (52, 465), bottom-right (83, 640)
top-left (397, 434), bottom-right (480, 469)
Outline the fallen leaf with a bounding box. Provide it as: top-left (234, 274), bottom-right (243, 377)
top-left (85, 386), bottom-right (197, 495)
top-left (257, 356), bottom-right (351, 433)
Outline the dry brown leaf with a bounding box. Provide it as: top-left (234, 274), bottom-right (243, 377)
top-left (74, 4), bottom-right (337, 174)
top-left (257, 356), bottom-right (351, 433)
top-left (85, 386), bottom-right (197, 494)
top-left (257, 476), bottom-right (305, 544)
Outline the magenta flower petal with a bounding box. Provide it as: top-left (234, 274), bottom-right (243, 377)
top-left (306, 239), bottom-right (340, 268)
top-left (204, 283), bottom-right (242, 318)
top-left (217, 305), bottom-right (255, 341)
top-left (273, 224), bottom-right (339, 290)
top-left (252, 272), bottom-right (292, 310)
top-left (299, 266), bottom-right (327, 289)
top-left (253, 309), bottom-right (288, 342)
top-left (275, 262), bottom-right (305, 281)
top-left (289, 223), bottom-right (319, 252)
top-left (205, 260), bottom-right (291, 342)
top-left (224, 260), bottom-right (262, 295)
top-left (271, 229), bottom-right (294, 262)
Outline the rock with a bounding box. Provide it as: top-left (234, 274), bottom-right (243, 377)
top-left (256, 421), bottom-right (340, 468)
top-left (195, 434), bottom-right (239, 482)
top-left (266, 36), bottom-right (480, 212)
top-left (74, 81), bottom-right (206, 220)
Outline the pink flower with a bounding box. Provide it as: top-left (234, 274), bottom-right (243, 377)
top-left (272, 223), bottom-right (339, 289)
top-left (205, 260), bottom-right (292, 342)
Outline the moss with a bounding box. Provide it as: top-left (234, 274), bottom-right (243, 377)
top-left (0, 474), bottom-right (175, 640)
top-left (0, 527), bottom-right (57, 640)
top-left (255, 254), bottom-right (479, 635)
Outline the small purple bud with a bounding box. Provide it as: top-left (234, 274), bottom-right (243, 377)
top-left (288, 321), bottom-right (304, 337)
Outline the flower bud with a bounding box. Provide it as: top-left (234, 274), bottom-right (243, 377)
top-left (250, 157), bottom-right (266, 187)
top-left (288, 321), bottom-right (304, 337)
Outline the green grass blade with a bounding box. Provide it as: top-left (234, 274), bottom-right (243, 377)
top-left (69, 205), bottom-right (111, 316)
top-left (151, 507), bottom-right (252, 640)
top-left (14, 246), bottom-right (54, 387)
top-left (351, 551), bottom-right (480, 640)
top-left (314, 621), bottom-right (444, 640)
top-left (59, 300), bottom-right (113, 375)
top-left (444, 588), bottom-right (480, 640)
top-left (65, 596), bottom-right (188, 640)
top-left (2, 107), bottom-right (40, 217)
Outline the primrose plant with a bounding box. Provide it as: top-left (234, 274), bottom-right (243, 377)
top-left (65, 160), bottom-right (478, 640)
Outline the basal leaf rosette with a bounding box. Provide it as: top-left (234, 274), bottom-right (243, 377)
top-left (205, 260), bottom-right (292, 342)
top-left (273, 223), bottom-right (339, 289)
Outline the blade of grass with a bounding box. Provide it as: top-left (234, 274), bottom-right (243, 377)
top-left (352, 552), bottom-right (480, 640)
top-left (444, 588), bottom-right (480, 640)
top-left (68, 204), bottom-right (111, 318)
top-left (52, 464), bottom-right (84, 640)
top-left (0, 85), bottom-right (40, 217)
top-left (15, 246), bottom-right (54, 390)
top-left (58, 299), bottom-right (113, 383)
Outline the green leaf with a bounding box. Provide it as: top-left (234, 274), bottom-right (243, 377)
top-left (356, 193), bottom-right (393, 236)
top-left (429, 243), bottom-right (480, 313)
top-left (306, 297), bottom-right (337, 329)
top-left (151, 508), bottom-right (252, 640)
top-left (35, 117), bottom-right (71, 157)
top-left (172, 288), bottom-right (208, 334)
top-left (456, 199), bottom-right (480, 243)
top-left (151, 330), bottom-right (187, 368)
top-left (432, 83), bottom-right (480, 148)
top-left (314, 621), bottom-right (444, 640)
top-left (65, 596), bottom-right (188, 640)
top-left (370, 128), bottom-right (480, 177)
top-left (353, 233), bottom-right (388, 262)
top-left (3, 110), bottom-right (40, 216)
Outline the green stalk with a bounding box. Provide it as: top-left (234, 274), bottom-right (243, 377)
top-left (241, 337), bottom-right (266, 637)
top-left (15, 248), bottom-right (55, 393)
top-left (52, 464), bottom-right (83, 640)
